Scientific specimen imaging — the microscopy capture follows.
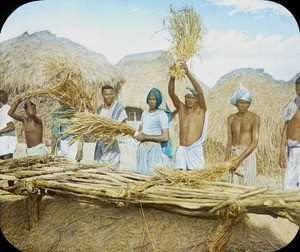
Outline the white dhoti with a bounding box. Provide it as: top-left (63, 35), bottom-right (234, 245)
top-left (283, 139), bottom-right (300, 190)
top-left (0, 135), bottom-right (17, 156)
top-left (174, 139), bottom-right (205, 170)
top-left (174, 113), bottom-right (208, 170)
top-left (136, 141), bottom-right (164, 174)
top-left (230, 146), bottom-right (256, 186)
top-left (58, 138), bottom-right (79, 161)
top-left (26, 143), bottom-right (48, 156)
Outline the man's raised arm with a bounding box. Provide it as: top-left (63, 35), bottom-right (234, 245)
top-left (8, 95), bottom-right (25, 122)
top-left (183, 64), bottom-right (207, 111)
top-left (168, 76), bottom-right (181, 110)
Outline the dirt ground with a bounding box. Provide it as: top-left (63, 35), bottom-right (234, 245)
top-left (0, 189), bottom-right (298, 252)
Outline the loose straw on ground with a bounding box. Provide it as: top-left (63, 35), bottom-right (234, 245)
top-left (164, 5), bottom-right (205, 79)
top-left (59, 112), bottom-right (136, 145)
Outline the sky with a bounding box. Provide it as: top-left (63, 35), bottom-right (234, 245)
top-left (0, 0), bottom-right (299, 87)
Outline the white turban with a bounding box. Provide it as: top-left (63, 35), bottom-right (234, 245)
top-left (230, 84), bottom-right (252, 106)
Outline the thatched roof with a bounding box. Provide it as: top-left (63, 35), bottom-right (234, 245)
top-left (0, 30), bottom-right (125, 144)
top-left (116, 50), bottom-right (210, 112)
top-left (0, 30), bottom-right (125, 98)
top-left (204, 68), bottom-right (298, 172)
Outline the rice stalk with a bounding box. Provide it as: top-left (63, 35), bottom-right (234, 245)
top-left (59, 112), bottom-right (136, 145)
top-left (154, 162), bottom-right (232, 187)
top-left (164, 5), bottom-right (205, 79)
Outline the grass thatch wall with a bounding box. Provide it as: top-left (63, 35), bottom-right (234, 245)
top-left (0, 30), bottom-right (125, 145)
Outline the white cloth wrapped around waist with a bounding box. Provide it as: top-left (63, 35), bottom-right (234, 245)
top-left (230, 146), bottom-right (256, 186)
top-left (174, 112), bottom-right (208, 170)
top-left (26, 143), bottom-right (48, 156)
top-left (283, 139), bottom-right (300, 190)
top-left (0, 135), bottom-right (17, 156)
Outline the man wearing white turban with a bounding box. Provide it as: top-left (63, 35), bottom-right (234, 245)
top-left (279, 76), bottom-right (300, 190)
top-left (168, 63), bottom-right (207, 170)
top-left (225, 84), bottom-right (260, 186)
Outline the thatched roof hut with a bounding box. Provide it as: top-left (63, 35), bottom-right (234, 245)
top-left (204, 68), bottom-right (298, 174)
top-left (0, 30), bottom-right (125, 144)
top-left (116, 50), bottom-right (210, 120)
top-left (0, 30), bottom-right (124, 96)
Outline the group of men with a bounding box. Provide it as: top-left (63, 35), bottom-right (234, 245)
top-left (0, 65), bottom-right (299, 190)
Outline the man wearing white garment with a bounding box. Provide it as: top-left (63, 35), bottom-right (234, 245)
top-left (225, 84), bottom-right (260, 186)
top-left (94, 85), bottom-right (127, 169)
top-left (168, 63), bottom-right (208, 170)
top-left (0, 90), bottom-right (17, 160)
top-left (51, 104), bottom-right (83, 162)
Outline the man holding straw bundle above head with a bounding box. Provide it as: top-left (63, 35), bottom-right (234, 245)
top-left (8, 95), bottom-right (48, 156)
top-left (94, 85), bottom-right (127, 169)
top-left (225, 84), bottom-right (260, 186)
top-left (168, 63), bottom-right (207, 170)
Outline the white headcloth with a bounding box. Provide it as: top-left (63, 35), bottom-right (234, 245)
top-left (230, 84), bottom-right (252, 106)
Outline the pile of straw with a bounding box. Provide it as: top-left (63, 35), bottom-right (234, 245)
top-left (19, 58), bottom-right (94, 112)
top-left (59, 112), bottom-right (136, 145)
top-left (165, 5), bottom-right (205, 79)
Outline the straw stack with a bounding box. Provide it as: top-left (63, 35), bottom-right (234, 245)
top-left (165, 5), bottom-right (205, 79)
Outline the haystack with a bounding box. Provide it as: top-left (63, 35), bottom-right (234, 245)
top-left (204, 68), bottom-right (297, 177)
top-left (0, 30), bottom-right (125, 144)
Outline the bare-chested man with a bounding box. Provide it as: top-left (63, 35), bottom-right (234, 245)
top-left (279, 76), bottom-right (300, 190)
top-left (225, 84), bottom-right (260, 186)
top-left (8, 96), bottom-right (47, 156)
top-left (168, 63), bottom-right (207, 170)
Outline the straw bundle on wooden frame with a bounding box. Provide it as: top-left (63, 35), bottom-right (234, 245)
top-left (164, 5), bottom-right (206, 79)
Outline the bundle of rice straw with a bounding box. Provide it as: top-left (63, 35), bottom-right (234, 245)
top-left (59, 112), bottom-right (136, 145)
top-left (165, 5), bottom-right (205, 79)
top-left (19, 58), bottom-right (93, 112)
top-left (154, 162), bottom-right (233, 187)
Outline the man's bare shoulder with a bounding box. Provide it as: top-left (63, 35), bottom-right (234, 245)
top-left (248, 111), bottom-right (260, 120)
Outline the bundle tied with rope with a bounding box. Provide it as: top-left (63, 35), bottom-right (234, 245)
top-left (164, 5), bottom-right (206, 79)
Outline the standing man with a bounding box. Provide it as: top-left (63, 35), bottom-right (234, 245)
top-left (168, 63), bottom-right (207, 170)
top-left (51, 103), bottom-right (83, 162)
top-left (225, 84), bottom-right (260, 186)
top-left (94, 85), bottom-right (127, 169)
top-left (279, 76), bottom-right (300, 190)
top-left (8, 96), bottom-right (47, 156)
top-left (0, 90), bottom-right (17, 160)
top-left (133, 88), bottom-right (170, 173)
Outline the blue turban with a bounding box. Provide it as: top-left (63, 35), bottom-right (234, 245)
top-left (146, 88), bottom-right (162, 108)
top-left (230, 84), bottom-right (252, 106)
top-left (185, 87), bottom-right (198, 95)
